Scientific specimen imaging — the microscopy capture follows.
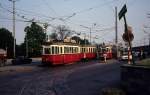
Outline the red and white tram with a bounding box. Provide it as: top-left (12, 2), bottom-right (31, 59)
top-left (42, 42), bottom-right (80, 65)
top-left (99, 46), bottom-right (112, 59)
top-left (80, 45), bottom-right (96, 60)
top-left (42, 42), bottom-right (97, 65)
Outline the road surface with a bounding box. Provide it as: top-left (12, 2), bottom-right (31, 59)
top-left (0, 60), bottom-right (121, 95)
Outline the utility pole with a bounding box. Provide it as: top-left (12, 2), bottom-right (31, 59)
top-left (84, 33), bottom-right (86, 46)
top-left (80, 24), bottom-right (96, 44)
top-left (13, 0), bottom-right (16, 58)
top-left (9, 0), bottom-right (18, 58)
top-left (26, 36), bottom-right (28, 58)
top-left (115, 7), bottom-right (118, 59)
top-left (43, 23), bottom-right (48, 41)
top-left (90, 28), bottom-right (91, 44)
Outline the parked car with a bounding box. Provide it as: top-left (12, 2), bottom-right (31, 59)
top-left (12, 56), bottom-right (32, 65)
top-left (120, 52), bottom-right (132, 61)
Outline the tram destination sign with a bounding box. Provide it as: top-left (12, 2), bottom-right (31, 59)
top-left (119, 4), bottom-right (127, 20)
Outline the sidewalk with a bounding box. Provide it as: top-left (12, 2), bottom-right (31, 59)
top-left (0, 65), bottom-right (37, 73)
top-left (0, 58), bottom-right (42, 73)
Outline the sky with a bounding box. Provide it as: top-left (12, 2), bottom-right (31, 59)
top-left (0, 0), bottom-right (150, 47)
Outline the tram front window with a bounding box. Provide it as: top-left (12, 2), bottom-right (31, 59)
top-left (102, 48), bottom-right (106, 53)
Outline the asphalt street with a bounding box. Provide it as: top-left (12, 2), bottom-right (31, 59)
top-left (0, 59), bottom-right (121, 95)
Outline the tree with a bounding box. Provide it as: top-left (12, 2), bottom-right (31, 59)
top-left (16, 43), bottom-right (26, 57)
top-left (53, 25), bottom-right (72, 40)
top-left (71, 36), bottom-right (81, 44)
top-left (71, 36), bottom-right (90, 45)
top-left (49, 32), bottom-right (58, 40)
top-left (24, 22), bottom-right (46, 57)
top-left (0, 28), bottom-right (14, 58)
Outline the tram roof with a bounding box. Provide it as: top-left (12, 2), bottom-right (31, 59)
top-left (43, 41), bottom-right (79, 46)
top-left (43, 40), bottom-right (96, 47)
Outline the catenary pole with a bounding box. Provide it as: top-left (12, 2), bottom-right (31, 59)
top-left (9, 0), bottom-right (18, 58)
top-left (115, 7), bottom-right (118, 59)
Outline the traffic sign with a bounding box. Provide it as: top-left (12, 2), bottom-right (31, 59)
top-left (122, 31), bottom-right (134, 42)
top-left (123, 26), bottom-right (134, 42)
top-left (119, 4), bottom-right (127, 20)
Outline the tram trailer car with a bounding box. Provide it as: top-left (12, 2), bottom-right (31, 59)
top-left (80, 45), bottom-right (96, 60)
top-left (42, 42), bottom-right (97, 65)
top-left (42, 42), bottom-right (81, 65)
top-left (98, 46), bottom-right (112, 59)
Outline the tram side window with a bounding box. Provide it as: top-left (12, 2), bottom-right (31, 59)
top-left (55, 47), bottom-right (56, 54)
top-left (44, 48), bottom-right (50, 54)
top-left (86, 48), bottom-right (88, 53)
top-left (64, 47), bottom-right (69, 53)
top-left (75, 47), bottom-right (78, 53)
top-left (69, 47), bottom-right (71, 53)
top-left (57, 47), bottom-right (59, 54)
top-left (71, 47), bottom-right (73, 53)
top-left (55, 47), bottom-right (57, 54)
top-left (73, 47), bottom-right (74, 53)
top-left (83, 48), bottom-right (85, 53)
top-left (70, 47), bottom-right (72, 53)
top-left (52, 46), bottom-right (54, 54)
top-left (69, 47), bottom-right (70, 53)
top-left (94, 48), bottom-right (96, 53)
top-left (64, 47), bottom-right (66, 53)
top-left (55, 46), bottom-right (59, 54)
top-left (76, 47), bottom-right (78, 53)
top-left (60, 47), bottom-right (62, 54)
top-left (66, 47), bottom-right (69, 53)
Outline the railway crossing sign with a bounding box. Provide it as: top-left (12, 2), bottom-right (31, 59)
top-left (119, 4), bottom-right (127, 20)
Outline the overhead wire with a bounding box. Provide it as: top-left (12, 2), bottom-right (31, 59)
top-left (1, 2), bottom-right (59, 22)
top-left (63, 0), bottom-right (119, 20)
top-left (1, 1), bottom-right (117, 40)
top-left (42, 0), bottom-right (58, 16)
